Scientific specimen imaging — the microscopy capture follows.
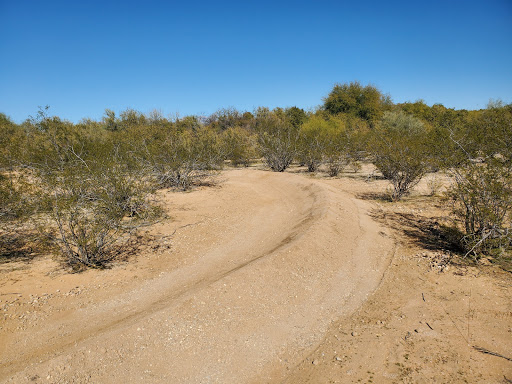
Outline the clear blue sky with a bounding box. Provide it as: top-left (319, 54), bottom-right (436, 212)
top-left (1, 0), bottom-right (511, 123)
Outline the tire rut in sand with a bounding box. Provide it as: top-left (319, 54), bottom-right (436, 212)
top-left (0, 170), bottom-right (330, 380)
top-left (2, 170), bottom-right (395, 383)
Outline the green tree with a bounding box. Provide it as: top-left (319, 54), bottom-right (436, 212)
top-left (285, 106), bottom-right (308, 129)
top-left (323, 81), bottom-right (391, 124)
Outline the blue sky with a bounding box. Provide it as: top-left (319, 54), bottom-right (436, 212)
top-left (1, 0), bottom-right (511, 123)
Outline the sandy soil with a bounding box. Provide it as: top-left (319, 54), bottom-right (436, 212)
top-left (0, 167), bottom-right (510, 383)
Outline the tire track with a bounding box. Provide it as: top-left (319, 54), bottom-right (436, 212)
top-left (1, 170), bottom-right (328, 380)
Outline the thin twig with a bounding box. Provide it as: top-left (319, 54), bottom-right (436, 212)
top-left (472, 346), bottom-right (512, 362)
top-left (463, 230), bottom-right (492, 258)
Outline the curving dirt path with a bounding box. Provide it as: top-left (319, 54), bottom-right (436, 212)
top-left (0, 169), bottom-right (394, 383)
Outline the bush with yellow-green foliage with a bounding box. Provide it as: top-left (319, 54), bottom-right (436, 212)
top-left (298, 113), bottom-right (366, 176)
top-left (222, 126), bottom-right (257, 167)
top-left (447, 102), bottom-right (512, 264)
top-left (323, 81), bottom-right (392, 125)
top-left (132, 124), bottom-right (224, 190)
top-left (298, 115), bottom-right (330, 172)
top-left (254, 108), bottom-right (301, 172)
top-left (371, 111), bottom-right (432, 200)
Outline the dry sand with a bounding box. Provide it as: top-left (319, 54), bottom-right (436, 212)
top-left (0, 167), bottom-right (510, 383)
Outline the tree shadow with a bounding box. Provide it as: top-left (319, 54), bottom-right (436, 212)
top-left (369, 209), bottom-right (462, 253)
top-left (342, 172), bottom-right (387, 182)
top-left (285, 166), bottom-right (311, 174)
top-left (0, 230), bottom-right (40, 265)
top-left (356, 191), bottom-right (393, 202)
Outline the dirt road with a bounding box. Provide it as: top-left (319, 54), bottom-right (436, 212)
top-left (0, 169), bottom-right (393, 383)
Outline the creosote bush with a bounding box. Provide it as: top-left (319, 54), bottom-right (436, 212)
top-left (138, 126), bottom-right (224, 190)
top-left (36, 143), bottom-right (158, 270)
top-left (254, 107), bottom-right (301, 172)
top-left (222, 126), bottom-right (257, 167)
top-left (446, 103), bottom-right (512, 263)
top-left (449, 158), bottom-right (512, 259)
top-left (371, 111), bottom-right (432, 200)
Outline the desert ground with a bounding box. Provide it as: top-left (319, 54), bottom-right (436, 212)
top-left (0, 165), bottom-right (511, 383)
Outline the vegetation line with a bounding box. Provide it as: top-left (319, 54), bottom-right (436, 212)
top-left (1, 81), bottom-right (510, 270)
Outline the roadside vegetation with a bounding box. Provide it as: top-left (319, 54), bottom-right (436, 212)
top-left (1, 82), bottom-right (511, 270)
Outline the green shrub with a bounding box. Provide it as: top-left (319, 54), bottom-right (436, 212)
top-left (37, 150), bottom-right (158, 270)
top-left (141, 126), bottom-right (224, 190)
top-left (222, 126), bottom-right (257, 167)
top-left (371, 111), bottom-right (431, 200)
top-left (254, 108), bottom-right (300, 172)
top-left (449, 158), bottom-right (511, 259)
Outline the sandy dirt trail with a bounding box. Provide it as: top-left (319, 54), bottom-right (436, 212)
top-left (0, 169), bottom-right (393, 383)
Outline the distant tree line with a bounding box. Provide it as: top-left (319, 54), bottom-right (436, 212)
top-left (1, 81), bottom-right (511, 269)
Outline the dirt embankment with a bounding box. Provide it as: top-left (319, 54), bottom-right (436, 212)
top-left (0, 167), bottom-right (510, 383)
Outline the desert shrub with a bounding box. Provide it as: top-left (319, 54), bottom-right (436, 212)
top-left (296, 112), bottom-right (366, 176)
top-left (0, 173), bottom-right (34, 223)
top-left (222, 126), bottom-right (257, 167)
top-left (254, 108), bottom-right (300, 172)
top-left (298, 115), bottom-right (329, 172)
top-left (426, 173), bottom-right (443, 196)
top-left (36, 148), bottom-right (158, 270)
top-left (325, 115), bottom-right (367, 177)
top-left (14, 110), bottom-right (160, 270)
top-left (371, 111), bottom-right (432, 200)
top-left (206, 107), bottom-right (255, 131)
top-left (141, 125), bottom-right (224, 190)
top-left (447, 102), bottom-right (512, 262)
top-left (449, 158), bottom-right (512, 259)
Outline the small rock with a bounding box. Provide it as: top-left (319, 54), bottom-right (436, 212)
top-left (312, 359), bottom-right (319, 365)
top-left (351, 331), bottom-right (358, 337)
top-left (335, 356), bottom-right (342, 361)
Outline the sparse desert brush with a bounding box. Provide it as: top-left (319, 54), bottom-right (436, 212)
top-left (254, 107), bottom-right (303, 172)
top-left (222, 126), bottom-right (257, 167)
top-left (371, 111), bottom-right (432, 201)
top-left (449, 157), bottom-right (512, 263)
top-left (139, 125), bottom-right (224, 190)
top-left (446, 102), bottom-right (512, 264)
top-left (34, 147), bottom-right (160, 270)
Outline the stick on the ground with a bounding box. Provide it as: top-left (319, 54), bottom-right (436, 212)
top-left (472, 346), bottom-right (512, 362)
